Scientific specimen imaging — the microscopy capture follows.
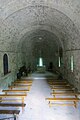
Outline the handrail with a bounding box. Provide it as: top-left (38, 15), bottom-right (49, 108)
top-left (0, 115), bottom-right (16, 120)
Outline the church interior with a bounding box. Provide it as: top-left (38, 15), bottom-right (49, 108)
top-left (0, 0), bottom-right (80, 120)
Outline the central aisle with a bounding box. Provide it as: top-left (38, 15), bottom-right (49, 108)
top-left (18, 72), bottom-right (80, 120)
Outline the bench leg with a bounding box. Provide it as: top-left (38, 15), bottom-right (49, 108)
top-left (74, 101), bottom-right (77, 108)
top-left (9, 87), bottom-right (12, 90)
top-left (5, 92), bottom-right (7, 95)
top-left (22, 97), bottom-right (24, 112)
top-left (14, 115), bottom-right (16, 120)
top-left (74, 95), bottom-right (77, 108)
top-left (52, 95), bottom-right (55, 98)
top-left (54, 95), bottom-right (55, 98)
top-left (48, 101), bottom-right (52, 107)
top-left (28, 86), bottom-right (30, 91)
top-left (75, 95), bottom-right (77, 98)
top-left (0, 97), bottom-right (2, 102)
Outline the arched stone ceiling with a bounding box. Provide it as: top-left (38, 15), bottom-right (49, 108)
top-left (21, 30), bottom-right (60, 58)
top-left (0, 0), bottom-right (80, 52)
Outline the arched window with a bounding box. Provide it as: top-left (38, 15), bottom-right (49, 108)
top-left (37, 57), bottom-right (43, 67)
top-left (59, 56), bottom-right (61, 67)
top-left (39, 57), bottom-right (43, 66)
top-left (71, 55), bottom-right (74, 72)
top-left (3, 54), bottom-right (8, 75)
top-left (58, 47), bottom-right (63, 67)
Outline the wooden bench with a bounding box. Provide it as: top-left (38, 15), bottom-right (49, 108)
top-left (0, 103), bottom-right (26, 107)
top-left (12, 83), bottom-right (32, 86)
top-left (51, 92), bottom-right (80, 98)
top-left (0, 94), bottom-right (26, 111)
top-left (16, 79), bottom-right (32, 82)
top-left (47, 80), bottom-right (67, 83)
top-left (12, 82), bottom-right (32, 85)
top-left (46, 98), bottom-right (80, 108)
top-left (49, 84), bottom-right (71, 87)
top-left (8, 85), bottom-right (31, 90)
top-left (48, 80), bottom-right (67, 82)
top-left (51, 86), bottom-right (74, 89)
top-left (0, 94), bottom-right (26, 100)
top-left (2, 89), bottom-right (29, 95)
top-left (0, 110), bottom-right (20, 120)
top-left (13, 80), bottom-right (32, 83)
top-left (51, 88), bottom-right (75, 92)
top-left (0, 110), bottom-right (20, 114)
top-left (48, 82), bottom-right (69, 85)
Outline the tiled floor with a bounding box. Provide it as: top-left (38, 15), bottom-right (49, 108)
top-left (0, 72), bottom-right (80, 120)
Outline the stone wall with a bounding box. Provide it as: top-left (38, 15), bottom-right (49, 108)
top-left (0, 51), bottom-right (24, 91)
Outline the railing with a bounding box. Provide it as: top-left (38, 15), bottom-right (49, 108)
top-left (0, 115), bottom-right (16, 120)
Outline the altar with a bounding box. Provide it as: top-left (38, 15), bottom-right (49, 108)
top-left (37, 66), bottom-right (46, 73)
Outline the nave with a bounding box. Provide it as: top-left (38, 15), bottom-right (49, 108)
top-left (0, 1), bottom-right (80, 120)
top-left (0, 72), bottom-right (80, 120)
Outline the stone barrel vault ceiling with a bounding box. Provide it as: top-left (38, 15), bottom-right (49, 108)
top-left (0, 0), bottom-right (80, 65)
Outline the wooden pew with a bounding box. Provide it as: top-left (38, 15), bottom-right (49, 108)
top-left (49, 84), bottom-right (71, 87)
top-left (0, 110), bottom-right (20, 114)
top-left (0, 94), bottom-right (26, 100)
top-left (48, 79), bottom-right (64, 80)
top-left (51, 86), bottom-right (74, 90)
top-left (51, 88), bottom-right (75, 92)
top-left (48, 80), bottom-right (67, 82)
top-left (50, 81), bottom-right (75, 91)
top-left (8, 85), bottom-right (31, 90)
top-left (0, 110), bottom-right (20, 120)
top-left (48, 82), bottom-right (69, 85)
top-left (0, 103), bottom-right (26, 107)
top-left (13, 80), bottom-right (33, 83)
top-left (2, 89), bottom-right (29, 95)
top-left (12, 81), bottom-right (32, 84)
top-left (46, 79), bottom-right (80, 108)
top-left (12, 83), bottom-right (32, 86)
top-left (47, 80), bottom-right (67, 83)
top-left (51, 92), bottom-right (80, 98)
top-left (0, 94), bottom-right (26, 111)
top-left (10, 84), bottom-right (32, 87)
top-left (48, 81), bottom-right (68, 84)
top-left (16, 79), bottom-right (33, 82)
top-left (45, 97), bottom-right (80, 108)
